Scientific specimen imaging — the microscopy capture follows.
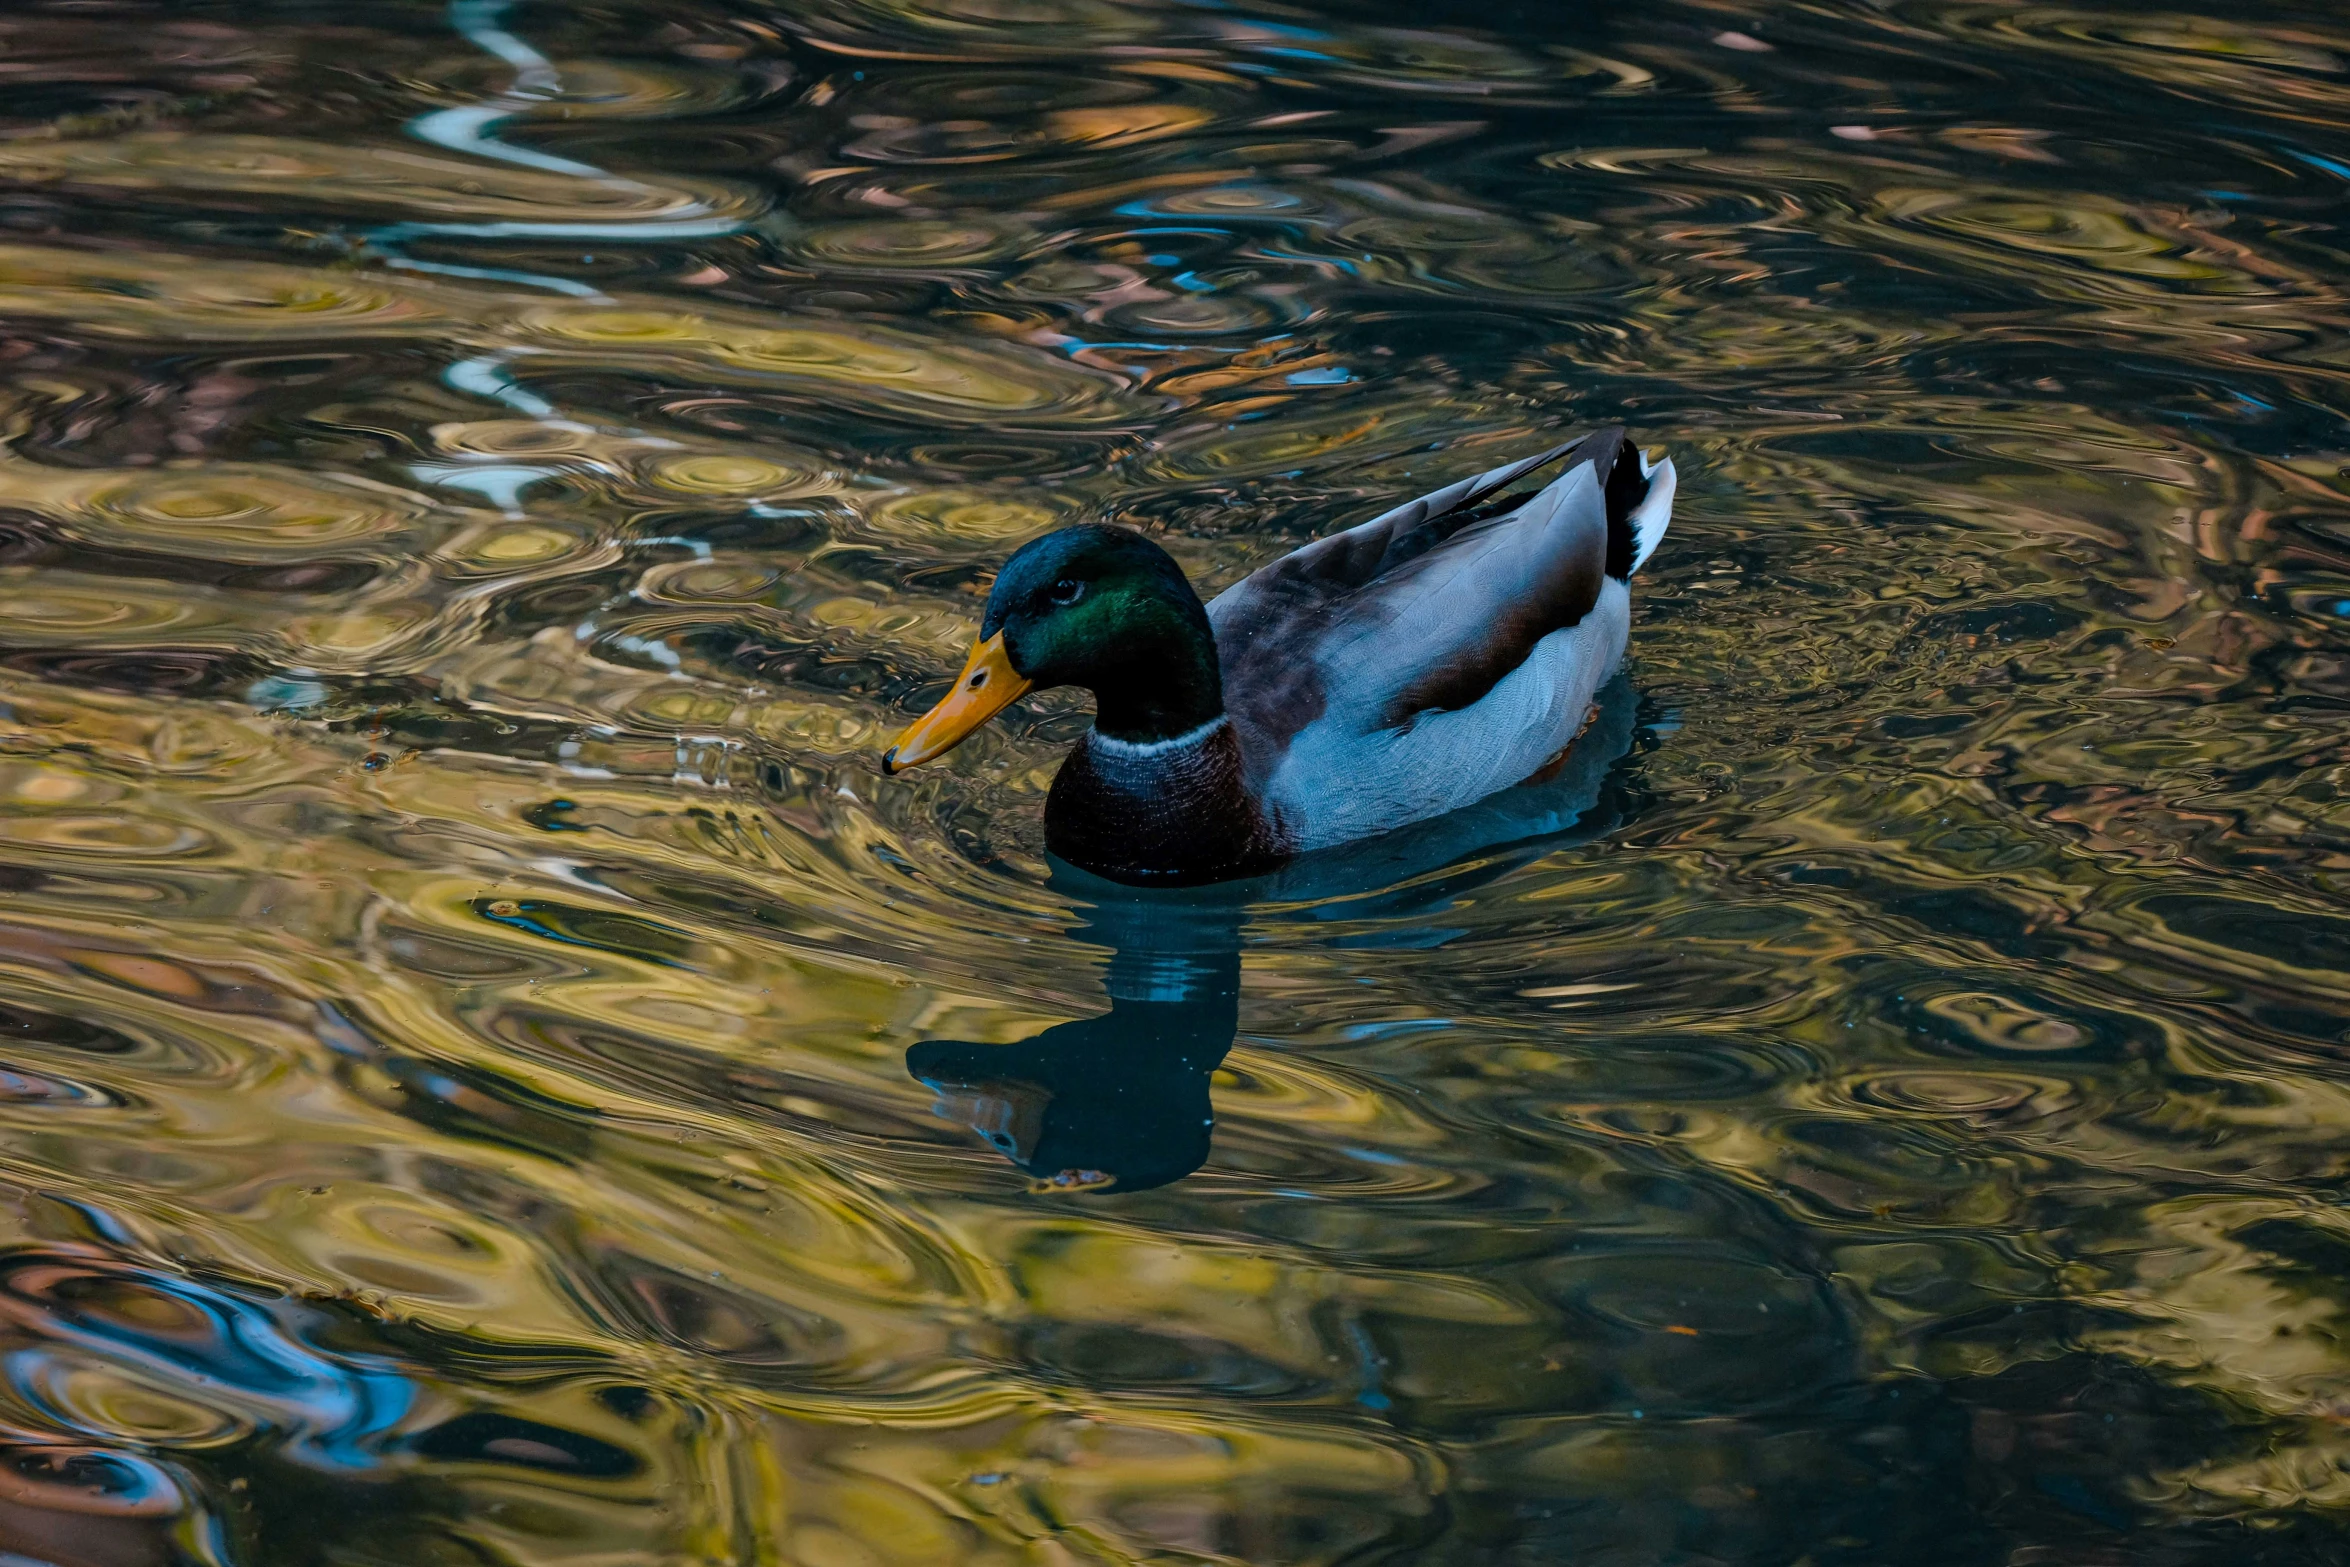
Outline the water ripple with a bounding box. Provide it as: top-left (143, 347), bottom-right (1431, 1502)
top-left (0, 0), bottom-right (2346, 1558)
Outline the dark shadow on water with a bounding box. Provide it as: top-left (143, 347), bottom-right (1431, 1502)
top-left (908, 674), bottom-right (1646, 1192)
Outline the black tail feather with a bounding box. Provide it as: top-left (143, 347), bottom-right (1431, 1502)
top-left (1602, 436), bottom-right (1652, 580)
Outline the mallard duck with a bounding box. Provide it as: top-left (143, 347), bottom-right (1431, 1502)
top-left (881, 427), bottom-right (1676, 885)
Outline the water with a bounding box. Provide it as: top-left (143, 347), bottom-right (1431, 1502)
top-left (0, 0), bottom-right (2347, 1561)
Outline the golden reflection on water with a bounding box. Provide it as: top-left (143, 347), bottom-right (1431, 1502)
top-left (0, 0), bottom-right (2348, 1561)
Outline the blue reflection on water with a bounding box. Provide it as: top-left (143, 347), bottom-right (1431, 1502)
top-left (0, 1249), bottom-right (415, 1471)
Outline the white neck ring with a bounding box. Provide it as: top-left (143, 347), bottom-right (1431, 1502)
top-left (1087, 715), bottom-right (1228, 757)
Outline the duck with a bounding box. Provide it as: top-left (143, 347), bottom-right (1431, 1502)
top-left (880, 426), bottom-right (1676, 886)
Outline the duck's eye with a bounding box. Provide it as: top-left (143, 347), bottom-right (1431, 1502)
top-left (1049, 578), bottom-right (1085, 606)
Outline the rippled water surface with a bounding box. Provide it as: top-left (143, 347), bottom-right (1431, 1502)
top-left (3, 0), bottom-right (2350, 1561)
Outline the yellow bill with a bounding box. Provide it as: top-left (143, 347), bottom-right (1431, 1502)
top-left (882, 632), bottom-right (1032, 773)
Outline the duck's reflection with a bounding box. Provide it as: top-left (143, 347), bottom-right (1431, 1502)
top-left (909, 674), bottom-right (1646, 1192)
top-left (909, 895), bottom-right (1240, 1193)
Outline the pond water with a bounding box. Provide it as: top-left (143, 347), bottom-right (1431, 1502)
top-left (1, 0), bottom-right (2349, 1562)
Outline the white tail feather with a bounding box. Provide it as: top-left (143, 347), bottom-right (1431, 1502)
top-left (1628, 455), bottom-right (1675, 574)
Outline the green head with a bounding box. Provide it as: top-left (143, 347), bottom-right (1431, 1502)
top-left (984, 524), bottom-right (1224, 743)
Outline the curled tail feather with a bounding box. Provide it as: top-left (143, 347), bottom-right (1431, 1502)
top-left (1605, 445), bottom-right (1675, 579)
